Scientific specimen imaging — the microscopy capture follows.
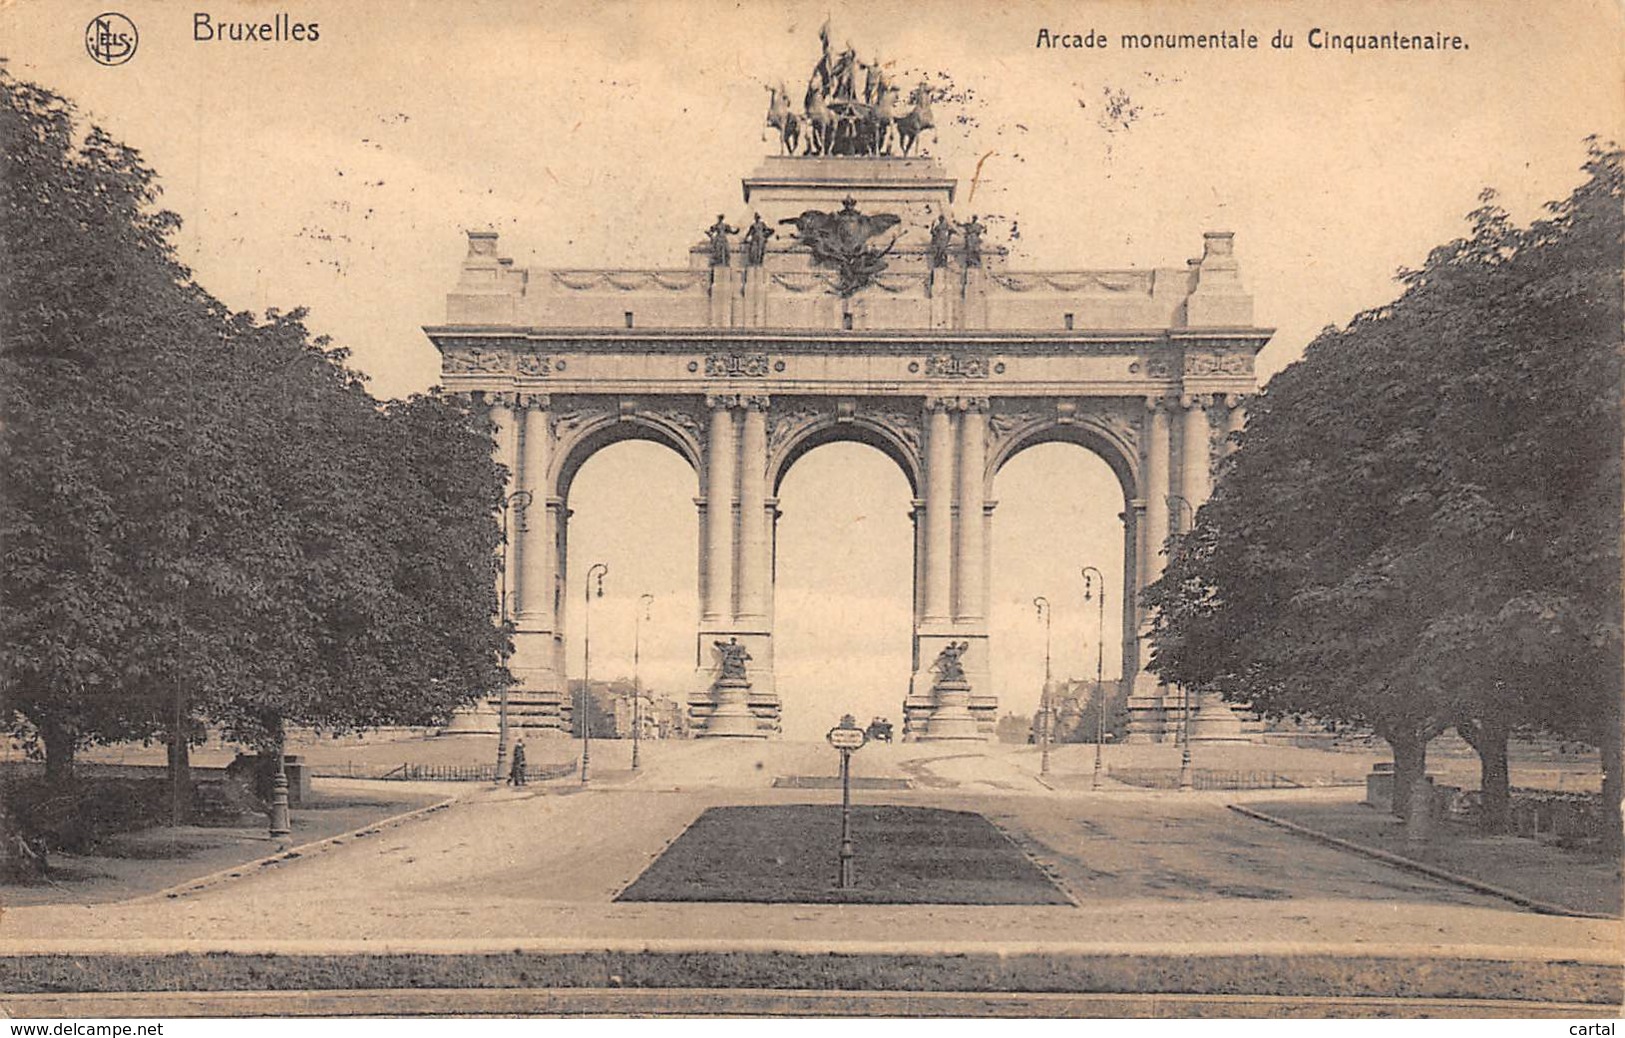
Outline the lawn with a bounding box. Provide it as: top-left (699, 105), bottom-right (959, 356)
top-left (0, 778), bottom-right (444, 906)
top-left (1246, 800), bottom-right (1623, 917)
top-left (617, 804), bottom-right (1071, 905)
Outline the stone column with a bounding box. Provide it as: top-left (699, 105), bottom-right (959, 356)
top-left (1120, 504), bottom-right (1141, 682)
top-left (516, 395), bottom-right (551, 624)
top-left (954, 399), bottom-right (986, 622)
top-left (702, 395), bottom-right (737, 622)
top-left (922, 398), bottom-right (955, 623)
top-left (1180, 394), bottom-right (1214, 512)
top-left (490, 393), bottom-right (520, 605)
top-left (1129, 397), bottom-right (1174, 742)
top-left (1179, 394), bottom-right (1246, 743)
top-left (904, 498), bottom-right (930, 739)
top-left (1141, 397), bottom-right (1173, 588)
top-left (505, 394), bottom-right (568, 734)
top-left (1223, 394), bottom-right (1247, 457)
top-left (736, 396), bottom-right (770, 621)
top-left (549, 498), bottom-right (569, 703)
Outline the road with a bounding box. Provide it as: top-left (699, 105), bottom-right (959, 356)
top-left (0, 739), bottom-right (1615, 963)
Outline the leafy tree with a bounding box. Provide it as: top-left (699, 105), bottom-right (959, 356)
top-left (1148, 143), bottom-right (1622, 847)
top-left (1, 69), bottom-right (510, 816)
top-left (0, 67), bottom-right (210, 781)
top-left (1054, 679), bottom-right (1130, 744)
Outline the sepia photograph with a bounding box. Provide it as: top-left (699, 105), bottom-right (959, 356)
top-left (0, 0), bottom-right (1620, 1024)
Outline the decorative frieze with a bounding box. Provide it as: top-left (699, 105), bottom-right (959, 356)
top-left (648, 407), bottom-right (704, 441)
top-left (987, 409), bottom-right (1042, 445)
top-left (1143, 357), bottom-right (1176, 379)
top-left (869, 409), bottom-right (923, 458)
top-left (1184, 351), bottom-right (1254, 376)
top-left (550, 407), bottom-right (599, 440)
top-left (550, 270), bottom-right (704, 292)
top-left (768, 406), bottom-right (823, 453)
top-left (990, 271), bottom-right (1152, 294)
top-left (706, 353), bottom-right (772, 378)
top-left (924, 354), bottom-right (991, 379)
top-left (445, 346), bottom-right (510, 374)
top-left (517, 351), bottom-right (552, 377)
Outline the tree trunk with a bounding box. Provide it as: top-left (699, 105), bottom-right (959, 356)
top-left (1457, 717), bottom-right (1511, 834)
top-left (1477, 722), bottom-right (1510, 835)
top-left (1405, 770), bottom-right (1434, 847)
top-left (166, 714), bottom-right (193, 827)
top-left (1600, 695), bottom-right (1623, 855)
top-left (40, 720), bottom-right (75, 785)
top-left (1387, 729), bottom-right (1428, 820)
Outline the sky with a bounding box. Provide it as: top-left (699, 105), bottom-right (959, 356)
top-left (5, 0), bottom-right (1619, 737)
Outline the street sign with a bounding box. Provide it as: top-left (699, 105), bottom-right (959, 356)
top-left (826, 723), bottom-right (865, 889)
top-left (827, 726), bottom-right (866, 750)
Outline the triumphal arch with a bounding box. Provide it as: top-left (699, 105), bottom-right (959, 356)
top-left (428, 34), bottom-right (1271, 742)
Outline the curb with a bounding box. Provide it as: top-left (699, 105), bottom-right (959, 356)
top-left (1228, 804), bottom-right (1618, 920)
top-left (123, 797), bottom-right (459, 905)
top-left (3, 987), bottom-right (1616, 1019)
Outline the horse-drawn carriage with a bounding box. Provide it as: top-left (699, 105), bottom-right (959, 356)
top-left (865, 717), bottom-right (894, 743)
top-left (768, 85), bottom-right (934, 159)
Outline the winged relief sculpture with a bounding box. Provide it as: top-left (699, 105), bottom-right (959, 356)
top-left (779, 197), bottom-right (902, 297)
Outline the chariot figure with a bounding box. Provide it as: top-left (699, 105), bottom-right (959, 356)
top-left (862, 54), bottom-right (884, 105)
top-left (706, 215), bottom-right (738, 267)
top-left (831, 42), bottom-right (858, 100)
top-left (743, 212), bottom-right (775, 266)
top-left (812, 20), bottom-right (836, 97)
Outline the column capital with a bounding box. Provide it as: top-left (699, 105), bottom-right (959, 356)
top-left (1224, 392), bottom-right (1248, 409)
top-left (1144, 394), bottom-right (1175, 413)
top-left (742, 394), bottom-right (772, 411)
top-left (923, 396), bottom-right (955, 415)
top-left (518, 392), bottom-right (551, 411)
top-left (485, 390), bottom-right (519, 410)
top-left (1180, 393), bottom-right (1214, 410)
top-left (705, 392), bottom-right (743, 410)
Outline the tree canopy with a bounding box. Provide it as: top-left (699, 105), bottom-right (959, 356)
top-left (1145, 142), bottom-right (1622, 841)
top-left (0, 68), bottom-right (510, 781)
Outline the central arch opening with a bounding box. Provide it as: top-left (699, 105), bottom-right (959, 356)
top-left (774, 442), bottom-right (914, 740)
top-left (991, 441), bottom-right (1128, 742)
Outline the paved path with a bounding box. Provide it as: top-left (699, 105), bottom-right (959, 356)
top-left (0, 741), bottom-right (1616, 963)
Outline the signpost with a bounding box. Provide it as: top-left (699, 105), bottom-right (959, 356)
top-left (826, 716), bottom-right (867, 889)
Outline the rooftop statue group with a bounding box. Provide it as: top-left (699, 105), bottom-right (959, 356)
top-left (765, 21), bottom-right (936, 158)
top-left (706, 205), bottom-right (987, 281)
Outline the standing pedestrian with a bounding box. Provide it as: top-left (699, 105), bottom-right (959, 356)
top-left (509, 737), bottom-right (527, 786)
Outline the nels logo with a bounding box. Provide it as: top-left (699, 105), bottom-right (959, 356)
top-left (85, 12), bottom-right (138, 66)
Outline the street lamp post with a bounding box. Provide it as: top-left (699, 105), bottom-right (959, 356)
top-left (581, 562), bottom-right (608, 784)
top-left (633, 593), bottom-right (654, 771)
top-left (496, 489), bottom-right (534, 783)
top-left (1166, 494), bottom-right (1197, 792)
top-left (1080, 566), bottom-right (1106, 791)
top-left (268, 725), bottom-right (291, 839)
top-left (1033, 597), bottom-right (1052, 777)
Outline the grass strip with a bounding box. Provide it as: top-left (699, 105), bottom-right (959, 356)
top-left (0, 951), bottom-right (1617, 1005)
